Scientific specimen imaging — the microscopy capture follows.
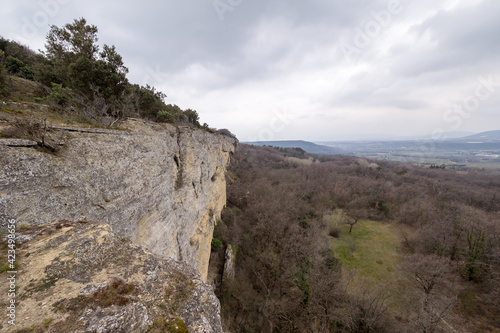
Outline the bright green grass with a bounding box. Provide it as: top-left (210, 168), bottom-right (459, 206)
top-left (331, 219), bottom-right (401, 283)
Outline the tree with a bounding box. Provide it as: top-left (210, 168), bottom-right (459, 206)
top-left (465, 227), bottom-right (485, 281)
top-left (343, 282), bottom-right (391, 332)
top-left (404, 254), bottom-right (458, 333)
top-left (100, 44), bottom-right (128, 76)
top-left (215, 144), bottom-right (346, 332)
top-left (44, 18), bottom-right (98, 86)
top-left (93, 45), bottom-right (129, 100)
top-left (45, 17), bottom-right (99, 62)
top-left (345, 209), bottom-right (365, 233)
top-left (0, 37), bottom-right (37, 67)
top-left (345, 216), bottom-right (358, 233)
top-left (0, 38), bottom-right (38, 82)
top-left (44, 18), bottom-right (129, 118)
top-left (137, 85), bottom-right (167, 119)
top-left (0, 49), bottom-right (9, 96)
top-left (183, 109), bottom-right (200, 126)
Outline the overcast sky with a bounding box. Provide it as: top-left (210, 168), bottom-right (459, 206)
top-left (2, 0), bottom-right (500, 141)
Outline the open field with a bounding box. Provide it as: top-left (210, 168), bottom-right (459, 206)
top-left (331, 220), bottom-right (402, 283)
top-left (331, 220), bottom-right (414, 324)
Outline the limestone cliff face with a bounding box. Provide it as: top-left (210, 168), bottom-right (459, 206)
top-left (0, 221), bottom-right (223, 332)
top-left (0, 119), bottom-right (236, 281)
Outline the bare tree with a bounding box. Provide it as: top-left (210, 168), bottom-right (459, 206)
top-left (342, 278), bottom-right (392, 332)
top-left (345, 216), bottom-right (358, 233)
top-left (403, 254), bottom-right (459, 333)
top-left (7, 109), bottom-right (63, 152)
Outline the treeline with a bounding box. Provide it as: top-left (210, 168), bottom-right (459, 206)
top-left (211, 144), bottom-right (500, 332)
top-left (0, 18), bottom-right (206, 128)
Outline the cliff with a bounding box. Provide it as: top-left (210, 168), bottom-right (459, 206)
top-left (0, 118), bottom-right (236, 331)
top-left (0, 221), bottom-right (223, 332)
top-left (0, 119), bottom-right (236, 281)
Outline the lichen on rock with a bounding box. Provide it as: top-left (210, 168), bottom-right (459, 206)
top-left (0, 221), bottom-right (223, 332)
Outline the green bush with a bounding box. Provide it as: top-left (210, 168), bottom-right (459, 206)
top-left (182, 108), bottom-right (200, 126)
top-left (0, 20), bottom-right (213, 129)
top-left (0, 50), bottom-right (9, 97)
top-left (211, 238), bottom-right (222, 252)
top-left (5, 55), bottom-right (34, 80)
top-left (156, 109), bottom-right (174, 123)
top-left (202, 123), bottom-right (216, 133)
top-left (46, 83), bottom-right (72, 107)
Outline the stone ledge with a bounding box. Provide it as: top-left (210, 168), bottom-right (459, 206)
top-left (0, 138), bottom-right (38, 147)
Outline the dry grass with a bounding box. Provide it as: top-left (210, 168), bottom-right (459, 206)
top-left (52, 278), bottom-right (136, 315)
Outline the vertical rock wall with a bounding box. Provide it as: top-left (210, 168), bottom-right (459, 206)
top-left (0, 119), bottom-right (236, 280)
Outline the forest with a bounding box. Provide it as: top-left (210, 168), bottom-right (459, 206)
top-left (209, 144), bottom-right (500, 332)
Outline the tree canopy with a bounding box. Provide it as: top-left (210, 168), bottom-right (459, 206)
top-left (0, 18), bottom-right (204, 128)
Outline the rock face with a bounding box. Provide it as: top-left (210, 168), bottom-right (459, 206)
top-left (0, 221), bottom-right (223, 332)
top-left (0, 119), bottom-right (236, 281)
top-left (223, 245), bottom-right (236, 281)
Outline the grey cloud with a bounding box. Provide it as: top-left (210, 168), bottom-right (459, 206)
top-left (392, 1), bottom-right (500, 77)
top-left (1, 0), bottom-right (499, 140)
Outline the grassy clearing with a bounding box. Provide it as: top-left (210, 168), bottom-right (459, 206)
top-left (331, 219), bottom-right (411, 319)
top-left (331, 220), bottom-right (403, 286)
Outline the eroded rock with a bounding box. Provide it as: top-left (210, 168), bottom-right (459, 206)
top-left (0, 221), bottom-right (223, 332)
top-left (0, 119), bottom-right (236, 280)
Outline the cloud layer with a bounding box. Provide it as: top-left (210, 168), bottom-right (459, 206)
top-left (2, 0), bottom-right (499, 140)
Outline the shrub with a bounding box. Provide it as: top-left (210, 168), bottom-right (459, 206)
top-left (46, 83), bottom-right (73, 107)
top-left (217, 128), bottom-right (236, 139)
top-left (211, 238), bottom-right (222, 252)
top-left (5, 55), bottom-right (34, 80)
top-left (157, 109), bottom-right (174, 123)
top-left (465, 227), bottom-right (485, 281)
top-left (325, 210), bottom-right (345, 238)
top-left (182, 108), bottom-right (200, 126)
top-left (0, 50), bottom-right (10, 97)
top-left (202, 123), bottom-right (216, 133)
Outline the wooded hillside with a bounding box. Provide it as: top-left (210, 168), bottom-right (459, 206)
top-left (211, 144), bottom-right (500, 332)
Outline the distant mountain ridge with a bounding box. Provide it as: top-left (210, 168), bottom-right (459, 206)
top-left (244, 131), bottom-right (500, 157)
top-left (451, 130), bottom-right (500, 142)
top-left (245, 140), bottom-right (342, 155)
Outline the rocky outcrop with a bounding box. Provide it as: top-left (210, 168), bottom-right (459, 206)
top-left (223, 245), bottom-right (236, 281)
top-left (0, 119), bottom-right (236, 281)
top-left (0, 221), bottom-right (223, 332)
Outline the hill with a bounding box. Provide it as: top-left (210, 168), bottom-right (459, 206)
top-left (245, 140), bottom-right (342, 155)
top-left (451, 130), bottom-right (500, 142)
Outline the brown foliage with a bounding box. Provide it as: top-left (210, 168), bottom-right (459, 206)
top-left (213, 144), bottom-right (500, 332)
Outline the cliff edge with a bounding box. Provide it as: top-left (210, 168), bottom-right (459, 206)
top-left (0, 119), bottom-right (236, 281)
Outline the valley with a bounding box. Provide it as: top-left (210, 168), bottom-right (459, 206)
top-left (319, 132), bottom-right (500, 170)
